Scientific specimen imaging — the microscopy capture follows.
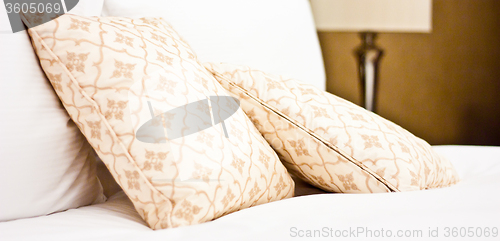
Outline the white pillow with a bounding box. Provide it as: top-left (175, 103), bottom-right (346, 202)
top-left (68, 0), bottom-right (104, 16)
top-left (101, 0), bottom-right (326, 90)
top-left (0, 0), bottom-right (105, 221)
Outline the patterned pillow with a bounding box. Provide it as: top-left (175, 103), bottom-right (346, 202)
top-left (204, 62), bottom-right (460, 193)
top-left (23, 14), bottom-right (293, 229)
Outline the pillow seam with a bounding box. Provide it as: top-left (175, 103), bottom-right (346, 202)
top-left (208, 68), bottom-right (399, 193)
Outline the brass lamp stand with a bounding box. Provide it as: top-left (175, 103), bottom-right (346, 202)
top-left (355, 32), bottom-right (383, 112)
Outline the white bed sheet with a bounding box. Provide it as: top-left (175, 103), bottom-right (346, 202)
top-left (1, 145), bottom-right (499, 241)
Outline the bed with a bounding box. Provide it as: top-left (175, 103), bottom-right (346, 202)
top-left (1, 146), bottom-right (499, 240)
top-left (1, 1), bottom-right (499, 240)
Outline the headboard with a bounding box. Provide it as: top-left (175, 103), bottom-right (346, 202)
top-left (102, 0), bottom-right (326, 90)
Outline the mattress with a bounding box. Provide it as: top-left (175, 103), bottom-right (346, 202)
top-left (1, 145), bottom-right (499, 241)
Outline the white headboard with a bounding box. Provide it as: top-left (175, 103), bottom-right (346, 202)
top-left (102, 0), bottom-right (326, 90)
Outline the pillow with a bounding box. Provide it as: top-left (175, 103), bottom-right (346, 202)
top-left (23, 14), bottom-right (294, 229)
top-left (101, 0), bottom-right (326, 90)
top-left (67, 0), bottom-right (104, 16)
top-left (204, 62), bottom-right (460, 193)
top-left (0, 1), bottom-right (105, 222)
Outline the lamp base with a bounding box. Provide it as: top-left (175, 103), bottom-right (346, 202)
top-left (355, 32), bottom-right (383, 112)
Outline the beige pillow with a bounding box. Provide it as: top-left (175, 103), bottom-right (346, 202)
top-left (204, 62), bottom-right (460, 193)
top-left (23, 14), bottom-right (293, 229)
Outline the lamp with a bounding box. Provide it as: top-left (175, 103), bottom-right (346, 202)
top-left (310, 0), bottom-right (432, 112)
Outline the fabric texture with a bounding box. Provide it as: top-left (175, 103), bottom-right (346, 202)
top-left (100, 0), bottom-right (326, 90)
top-left (23, 14), bottom-right (294, 229)
top-left (0, 1), bottom-right (105, 222)
top-left (204, 63), bottom-right (460, 193)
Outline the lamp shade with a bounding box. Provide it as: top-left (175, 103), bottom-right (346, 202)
top-left (310, 0), bottom-right (432, 33)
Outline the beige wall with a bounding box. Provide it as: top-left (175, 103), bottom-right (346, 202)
top-left (318, 0), bottom-right (500, 145)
